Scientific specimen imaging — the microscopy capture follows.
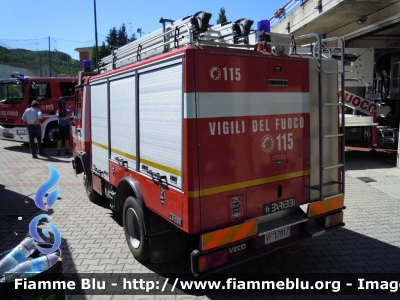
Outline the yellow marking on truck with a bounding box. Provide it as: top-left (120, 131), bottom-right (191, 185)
top-left (188, 170), bottom-right (310, 198)
top-left (202, 219), bottom-right (257, 251)
top-left (92, 141), bottom-right (108, 150)
top-left (111, 148), bottom-right (136, 161)
top-left (140, 158), bottom-right (182, 177)
top-left (90, 142), bottom-right (179, 176)
top-left (308, 195), bottom-right (344, 217)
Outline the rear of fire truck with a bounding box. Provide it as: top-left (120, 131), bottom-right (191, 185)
top-left (188, 36), bottom-right (346, 275)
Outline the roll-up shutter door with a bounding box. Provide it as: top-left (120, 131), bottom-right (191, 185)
top-left (91, 81), bottom-right (109, 179)
top-left (139, 63), bottom-right (183, 189)
top-left (110, 75), bottom-right (136, 170)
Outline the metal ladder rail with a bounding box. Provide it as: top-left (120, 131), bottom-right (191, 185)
top-left (99, 15), bottom-right (297, 73)
top-left (99, 24), bottom-right (192, 72)
top-left (203, 20), bottom-right (255, 44)
top-left (312, 37), bottom-right (345, 199)
top-left (293, 34), bottom-right (345, 201)
top-left (100, 16), bottom-right (253, 72)
top-left (113, 23), bottom-right (193, 70)
top-left (203, 22), bottom-right (235, 42)
top-left (101, 18), bottom-right (262, 72)
top-left (98, 14), bottom-right (199, 72)
top-left (99, 27), bottom-right (168, 69)
top-left (294, 33), bottom-right (325, 200)
top-left (321, 37), bottom-right (346, 199)
top-left (104, 27), bottom-right (192, 71)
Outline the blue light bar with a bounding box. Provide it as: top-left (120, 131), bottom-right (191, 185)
top-left (83, 60), bottom-right (91, 72)
top-left (257, 20), bottom-right (270, 41)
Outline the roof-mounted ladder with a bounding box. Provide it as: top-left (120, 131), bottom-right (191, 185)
top-left (98, 13), bottom-right (197, 72)
top-left (97, 12), bottom-right (257, 73)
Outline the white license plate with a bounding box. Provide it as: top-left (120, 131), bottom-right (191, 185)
top-left (265, 226), bottom-right (290, 245)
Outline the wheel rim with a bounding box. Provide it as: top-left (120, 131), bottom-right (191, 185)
top-left (126, 207), bottom-right (141, 249)
top-left (48, 127), bottom-right (58, 142)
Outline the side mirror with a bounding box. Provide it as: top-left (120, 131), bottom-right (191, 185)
top-left (31, 82), bottom-right (40, 96)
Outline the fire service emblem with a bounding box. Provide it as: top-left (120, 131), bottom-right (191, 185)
top-left (261, 135), bottom-right (274, 153)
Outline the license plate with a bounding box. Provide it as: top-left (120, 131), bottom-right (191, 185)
top-left (265, 226), bottom-right (290, 244)
top-left (264, 197), bottom-right (296, 214)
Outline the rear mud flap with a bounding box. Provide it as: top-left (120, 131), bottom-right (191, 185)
top-left (149, 230), bottom-right (186, 263)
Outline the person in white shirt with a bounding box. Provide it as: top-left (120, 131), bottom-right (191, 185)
top-left (21, 100), bottom-right (45, 159)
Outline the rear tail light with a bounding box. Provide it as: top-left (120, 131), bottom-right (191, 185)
top-left (198, 248), bottom-right (229, 273)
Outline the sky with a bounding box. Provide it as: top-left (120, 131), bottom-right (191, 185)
top-left (0, 0), bottom-right (288, 60)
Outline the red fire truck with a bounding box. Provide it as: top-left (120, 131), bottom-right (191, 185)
top-left (0, 73), bottom-right (76, 145)
top-left (71, 12), bottom-right (346, 276)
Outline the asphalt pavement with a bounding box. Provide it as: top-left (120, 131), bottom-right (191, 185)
top-left (0, 139), bottom-right (400, 300)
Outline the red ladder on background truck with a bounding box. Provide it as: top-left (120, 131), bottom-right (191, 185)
top-left (71, 11), bottom-right (346, 276)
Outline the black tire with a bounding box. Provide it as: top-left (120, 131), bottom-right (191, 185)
top-left (44, 122), bottom-right (58, 146)
top-left (83, 174), bottom-right (103, 203)
top-left (123, 196), bottom-right (149, 262)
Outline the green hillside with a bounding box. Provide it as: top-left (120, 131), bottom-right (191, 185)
top-left (0, 46), bottom-right (80, 76)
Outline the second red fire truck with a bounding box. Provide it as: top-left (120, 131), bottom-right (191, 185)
top-left (0, 74), bottom-right (76, 145)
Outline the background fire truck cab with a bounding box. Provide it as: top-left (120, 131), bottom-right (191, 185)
top-left (71, 12), bottom-right (346, 276)
top-left (0, 73), bottom-right (76, 145)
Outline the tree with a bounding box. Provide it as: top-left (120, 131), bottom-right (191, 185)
top-left (98, 42), bottom-right (110, 58)
top-left (129, 33), bottom-right (137, 42)
top-left (106, 27), bottom-right (118, 47)
top-left (92, 23), bottom-right (135, 66)
top-left (117, 23), bottom-right (129, 46)
top-left (216, 7), bottom-right (227, 24)
top-left (92, 24), bottom-right (127, 64)
top-left (91, 41), bottom-right (111, 67)
top-left (106, 24), bottom-right (130, 47)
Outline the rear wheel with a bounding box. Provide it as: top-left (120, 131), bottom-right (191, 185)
top-left (83, 174), bottom-right (102, 203)
top-left (123, 196), bottom-right (149, 262)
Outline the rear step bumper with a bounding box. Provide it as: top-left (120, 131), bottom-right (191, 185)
top-left (258, 207), bottom-right (308, 236)
top-left (191, 222), bottom-right (345, 277)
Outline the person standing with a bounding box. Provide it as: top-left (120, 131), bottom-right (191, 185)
top-left (22, 100), bottom-right (45, 159)
top-left (56, 105), bottom-right (72, 156)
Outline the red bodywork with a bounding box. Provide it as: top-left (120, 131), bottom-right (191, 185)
top-left (72, 45), bottom-right (343, 275)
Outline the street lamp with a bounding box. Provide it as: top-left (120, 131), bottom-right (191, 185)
top-left (94, 0), bottom-right (99, 73)
top-left (137, 28), bottom-right (142, 38)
